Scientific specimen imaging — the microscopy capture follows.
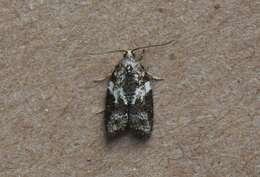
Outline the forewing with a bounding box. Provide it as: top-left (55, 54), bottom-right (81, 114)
top-left (129, 74), bottom-right (153, 138)
top-left (105, 70), bottom-right (128, 138)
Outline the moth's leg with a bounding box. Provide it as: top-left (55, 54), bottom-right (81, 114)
top-left (95, 109), bottom-right (105, 115)
top-left (138, 49), bottom-right (162, 80)
top-left (145, 71), bottom-right (164, 81)
top-left (147, 72), bottom-right (164, 81)
top-left (94, 68), bottom-right (114, 83)
top-left (137, 49), bottom-right (145, 61)
top-left (93, 75), bottom-right (110, 83)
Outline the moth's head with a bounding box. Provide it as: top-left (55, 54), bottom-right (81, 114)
top-left (123, 50), bottom-right (136, 59)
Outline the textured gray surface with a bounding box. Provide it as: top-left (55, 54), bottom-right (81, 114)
top-left (0, 0), bottom-right (259, 177)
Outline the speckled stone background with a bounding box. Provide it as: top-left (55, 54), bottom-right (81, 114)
top-left (0, 0), bottom-right (259, 177)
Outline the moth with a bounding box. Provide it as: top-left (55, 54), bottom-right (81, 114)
top-left (90, 40), bottom-right (176, 139)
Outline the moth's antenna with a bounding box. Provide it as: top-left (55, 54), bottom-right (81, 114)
top-left (87, 49), bottom-right (127, 55)
top-left (131, 39), bottom-right (177, 52)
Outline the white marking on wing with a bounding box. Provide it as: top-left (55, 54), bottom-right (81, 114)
top-left (108, 81), bottom-right (127, 104)
top-left (144, 81), bottom-right (151, 93)
top-left (131, 81), bottom-right (151, 104)
top-left (108, 81), bottom-right (114, 94)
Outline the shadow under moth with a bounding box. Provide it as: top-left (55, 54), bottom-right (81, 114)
top-left (90, 40), bottom-right (176, 139)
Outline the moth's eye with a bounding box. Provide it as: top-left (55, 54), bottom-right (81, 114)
top-left (123, 53), bottom-right (127, 57)
top-left (132, 53), bottom-right (136, 58)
